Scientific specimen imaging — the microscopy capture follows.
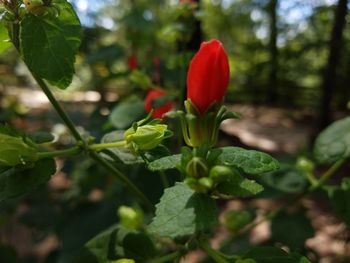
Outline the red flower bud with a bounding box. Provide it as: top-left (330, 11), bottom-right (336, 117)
top-left (187, 39), bottom-right (230, 114)
top-left (128, 55), bottom-right (138, 71)
top-left (180, 0), bottom-right (196, 4)
top-left (144, 89), bottom-right (174, 119)
top-left (152, 56), bottom-right (160, 66)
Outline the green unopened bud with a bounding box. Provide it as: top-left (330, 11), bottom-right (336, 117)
top-left (24, 0), bottom-right (48, 15)
top-left (209, 165), bottom-right (233, 185)
top-left (118, 206), bottom-right (144, 230)
top-left (124, 124), bottom-right (171, 154)
top-left (198, 177), bottom-right (213, 191)
top-left (185, 177), bottom-right (212, 193)
top-left (184, 177), bottom-right (198, 189)
top-left (0, 134), bottom-right (38, 167)
top-left (223, 210), bottom-right (254, 233)
top-left (186, 157), bottom-right (208, 178)
top-left (296, 157), bottom-right (314, 173)
top-left (111, 259), bottom-right (135, 263)
top-left (235, 259), bottom-right (257, 263)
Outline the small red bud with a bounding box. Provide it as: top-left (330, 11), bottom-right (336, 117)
top-left (152, 56), bottom-right (160, 66)
top-left (180, 0), bottom-right (196, 4)
top-left (187, 39), bottom-right (230, 114)
top-left (127, 55), bottom-right (138, 71)
top-left (144, 89), bottom-right (174, 119)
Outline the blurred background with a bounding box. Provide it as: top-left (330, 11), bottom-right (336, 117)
top-left (0, 0), bottom-right (349, 262)
top-left (1, 0), bottom-right (350, 151)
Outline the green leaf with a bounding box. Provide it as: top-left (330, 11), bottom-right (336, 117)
top-left (20, 1), bottom-right (81, 89)
top-left (224, 209), bottom-right (255, 233)
top-left (109, 97), bottom-right (146, 130)
top-left (271, 211), bottom-right (315, 250)
top-left (329, 178), bottom-right (350, 227)
top-left (241, 247), bottom-right (311, 263)
top-left (259, 164), bottom-right (308, 193)
top-left (314, 117), bottom-right (350, 163)
top-left (217, 147), bottom-right (279, 175)
top-left (148, 183), bottom-right (218, 238)
top-left (0, 158), bottom-right (56, 202)
top-left (0, 23), bottom-right (12, 54)
top-left (216, 171), bottom-right (263, 198)
top-left (0, 133), bottom-right (38, 167)
top-left (75, 225), bottom-right (155, 263)
top-left (0, 245), bottom-right (20, 263)
top-left (29, 131), bottom-right (55, 144)
top-left (147, 154), bottom-right (181, 171)
top-left (101, 131), bottom-right (143, 165)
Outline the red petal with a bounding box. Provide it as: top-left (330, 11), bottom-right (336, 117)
top-left (187, 39), bottom-right (229, 113)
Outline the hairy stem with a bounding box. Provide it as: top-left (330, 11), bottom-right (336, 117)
top-left (89, 152), bottom-right (154, 213)
top-left (37, 146), bottom-right (82, 159)
top-left (148, 251), bottom-right (181, 263)
top-left (88, 141), bottom-right (127, 151)
top-left (159, 171), bottom-right (169, 188)
top-left (310, 159), bottom-right (345, 191)
top-left (198, 236), bottom-right (229, 263)
top-left (238, 158), bottom-right (346, 236)
top-left (33, 76), bottom-right (85, 143)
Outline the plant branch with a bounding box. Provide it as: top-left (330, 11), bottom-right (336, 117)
top-left (238, 158), bottom-right (346, 237)
top-left (88, 141), bottom-right (127, 151)
top-left (89, 151), bottom-right (154, 213)
top-left (148, 251), bottom-right (181, 263)
top-left (33, 76), bottom-right (85, 143)
top-left (159, 171), bottom-right (169, 188)
top-left (198, 235), bottom-right (229, 263)
top-left (10, 21), bottom-right (84, 143)
top-left (310, 159), bottom-right (345, 191)
top-left (37, 146), bottom-right (82, 159)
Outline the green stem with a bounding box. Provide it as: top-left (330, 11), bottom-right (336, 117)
top-left (88, 141), bottom-right (127, 151)
top-left (198, 236), bottom-right (229, 263)
top-left (159, 171), bottom-right (169, 188)
top-left (238, 158), bottom-right (346, 237)
top-left (37, 146), bottom-right (82, 159)
top-left (148, 251), bottom-right (181, 263)
top-left (33, 76), bottom-right (85, 143)
top-left (89, 152), bottom-right (154, 213)
top-left (309, 159), bottom-right (345, 191)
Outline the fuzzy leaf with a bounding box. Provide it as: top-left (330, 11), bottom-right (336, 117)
top-left (216, 171), bottom-right (263, 198)
top-left (109, 97), bottom-right (145, 130)
top-left (101, 131), bottom-right (143, 165)
top-left (0, 23), bottom-right (12, 54)
top-left (0, 133), bottom-right (38, 168)
top-left (0, 158), bottom-right (56, 202)
top-left (241, 247), bottom-right (311, 263)
top-left (314, 117), bottom-right (350, 163)
top-left (147, 154), bottom-right (181, 171)
top-left (75, 225), bottom-right (155, 263)
top-left (271, 211), bottom-right (315, 250)
top-left (20, 1), bottom-right (81, 89)
top-left (148, 183), bottom-right (218, 238)
top-left (329, 178), bottom-right (350, 227)
top-left (217, 147), bottom-right (279, 175)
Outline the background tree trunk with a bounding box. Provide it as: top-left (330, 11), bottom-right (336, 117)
top-left (185, 0), bottom-right (202, 52)
top-left (178, 0), bottom-right (203, 107)
top-left (318, 0), bottom-right (348, 131)
top-left (267, 0), bottom-right (278, 104)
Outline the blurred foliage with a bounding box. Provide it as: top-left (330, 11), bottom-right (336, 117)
top-left (0, 1), bottom-right (350, 263)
